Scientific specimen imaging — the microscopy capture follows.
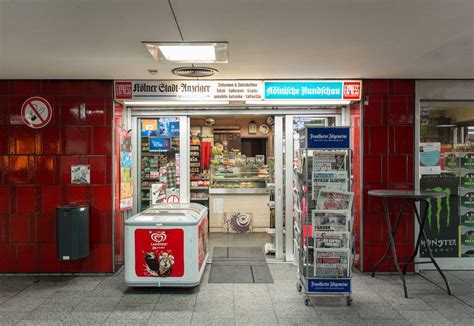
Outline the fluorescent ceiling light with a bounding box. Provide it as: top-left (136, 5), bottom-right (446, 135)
top-left (245, 100), bottom-right (352, 106)
top-left (123, 101), bottom-right (229, 106)
top-left (142, 42), bottom-right (228, 63)
top-left (159, 45), bottom-right (215, 61)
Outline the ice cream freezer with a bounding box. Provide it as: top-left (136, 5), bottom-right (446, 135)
top-left (125, 203), bottom-right (208, 287)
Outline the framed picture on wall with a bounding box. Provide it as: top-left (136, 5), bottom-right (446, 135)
top-left (248, 121), bottom-right (257, 134)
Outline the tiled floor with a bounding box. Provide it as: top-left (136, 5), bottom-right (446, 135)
top-left (0, 234), bottom-right (472, 325)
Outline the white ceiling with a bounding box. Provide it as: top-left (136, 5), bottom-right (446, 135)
top-left (0, 0), bottom-right (473, 80)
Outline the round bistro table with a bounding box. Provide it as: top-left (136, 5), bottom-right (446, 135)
top-left (368, 189), bottom-right (452, 298)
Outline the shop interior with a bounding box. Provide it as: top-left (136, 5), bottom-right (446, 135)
top-left (419, 103), bottom-right (474, 261)
top-left (136, 112), bottom-right (340, 255)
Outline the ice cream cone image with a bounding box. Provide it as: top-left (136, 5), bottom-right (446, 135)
top-left (158, 252), bottom-right (175, 276)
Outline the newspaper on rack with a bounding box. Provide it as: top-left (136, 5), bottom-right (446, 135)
top-left (312, 210), bottom-right (350, 232)
top-left (314, 250), bottom-right (350, 278)
top-left (316, 190), bottom-right (354, 211)
top-left (313, 150), bottom-right (347, 171)
top-left (314, 231), bottom-right (350, 249)
top-left (312, 171), bottom-right (348, 199)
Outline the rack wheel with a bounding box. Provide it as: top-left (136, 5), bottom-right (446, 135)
top-left (345, 296), bottom-right (352, 306)
top-left (296, 281), bottom-right (302, 292)
top-left (304, 297), bottom-right (312, 306)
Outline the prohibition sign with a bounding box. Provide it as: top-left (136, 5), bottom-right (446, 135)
top-left (21, 97), bottom-right (53, 129)
top-left (166, 194), bottom-right (180, 203)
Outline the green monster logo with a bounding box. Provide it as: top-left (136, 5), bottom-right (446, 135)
top-left (425, 187), bottom-right (451, 233)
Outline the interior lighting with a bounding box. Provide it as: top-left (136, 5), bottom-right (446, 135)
top-left (142, 42), bottom-right (228, 63)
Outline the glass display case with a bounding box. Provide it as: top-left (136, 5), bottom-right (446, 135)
top-left (209, 164), bottom-right (270, 194)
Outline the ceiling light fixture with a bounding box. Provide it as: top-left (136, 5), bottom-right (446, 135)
top-left (142, 42), bottom-right (228, 63)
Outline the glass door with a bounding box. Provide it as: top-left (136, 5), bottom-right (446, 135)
top-left (134, 116), bottom-right (189, 212)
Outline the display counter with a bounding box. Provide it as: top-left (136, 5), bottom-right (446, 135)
top-left (208, 164), bottom-right (270, 232)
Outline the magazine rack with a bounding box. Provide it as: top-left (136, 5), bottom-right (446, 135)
top-left (294, 127), bottom-right (354, 306)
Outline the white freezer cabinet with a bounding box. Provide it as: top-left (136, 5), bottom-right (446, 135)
top-left (125, 203), bottom-right (208, 287)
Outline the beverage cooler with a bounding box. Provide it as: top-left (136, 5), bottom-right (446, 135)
top-left (125, 203), bottom-right (208, 287)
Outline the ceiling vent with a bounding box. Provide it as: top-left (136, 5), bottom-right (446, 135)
top-left (172, 66), bottom-right (218, 78)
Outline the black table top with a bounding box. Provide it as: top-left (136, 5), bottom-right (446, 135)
top-left (368, 189), bottom-right (446, 199)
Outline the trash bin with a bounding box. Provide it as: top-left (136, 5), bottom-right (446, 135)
top-left (56, 205), bottom-right (89, 260)
top-left (125, 203), bottom-right (208, 287)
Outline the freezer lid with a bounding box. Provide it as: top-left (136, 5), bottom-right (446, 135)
top-left (125, 203), bottom-right (207, 226)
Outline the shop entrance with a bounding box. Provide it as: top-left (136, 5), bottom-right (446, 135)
top-left (130, 108), bottom-right (343, 261)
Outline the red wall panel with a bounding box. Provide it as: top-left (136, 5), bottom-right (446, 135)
top-left (0, 80), bottom-right (114, 273)
top-left (362, 79), bottom-right (415, 272)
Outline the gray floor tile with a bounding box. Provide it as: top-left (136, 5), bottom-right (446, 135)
top-left (149, 311), bottom-right (193, 325)
top-left (273, 302), bottom-right (318, 320)
top-left (0, 311), bottom-right (28, 325)
top-left (118, 293), bottom-right (160, 305)
top-left (192, 302), bottom-right (234, 319)
top-left (277, 318), bottom-right (323, 326)
top-left (364, 319), bottom-right (411, 326)
top-left (209, 265), bottom-right (254, 283)
top-left (74, 296), bottom-right (121, 312)
top-left (107, 309), bottom-right (153, 321)
top-left (316, 312), bottom-right (364, 325)
top-left (63, 311), bottom-right (111, 325)
top-left (355, 303), bottom-right (404, 319)
top-left (16, 321), bottom-right (64, 326)
top-left (426, 301), bottom-right (474, 319)
top-left (0, 297), bottom-right (46, 312)
top-left (191, 318), bottom-right (234, 326)
top-left (398, 310), bottom-right (453, 326)
top-left (154, 294), bottom-right (197, 312)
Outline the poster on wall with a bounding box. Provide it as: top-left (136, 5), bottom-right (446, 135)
top-left (214, 132), bottom-right (241, 152)
top-left (120, 129), bottom-right (133, 210)
top-left (71, 165), bottom-right (90, 184)
top-left (420, 174), bottom-right (459, 257)
top-left (134, 228), bottom-right (184, 277)
top-left (419, 142), bottom-right (441, 175)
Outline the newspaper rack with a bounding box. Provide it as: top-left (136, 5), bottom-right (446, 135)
top-left (294, 127), bottom-right (354, 306)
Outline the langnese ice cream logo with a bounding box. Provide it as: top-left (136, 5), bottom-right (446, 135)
top-left (150, 231), bottom-right (167, 243)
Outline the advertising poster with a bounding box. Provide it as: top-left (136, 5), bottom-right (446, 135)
top-left (460, 153), bottom-right (474, 170)
top-left (149, 137), bottom-right (171, 152)
top-left (120, 129), bottom-right (133, 210)
top-left (151, 183), bottom-right (166, 204)
top-left (312, 210), bottom-right (350, 232)
top-left (316, 190), bottom-right (353, 211)
top-left (460, 170), bottom-right (474, 189)
top-left (460, 208), bottom-right (474, 228)
top-left (444, 152), bottom-right (459, 170)
top-left (158, 118), bottom-right (180, 137)
top-left (198, 216), bottom-right (209, 270)
top-left (420, 174), bottom-right (459, 257)
top-left (305, 127), bottom-right (350, 149)
top-left (141, 119), bottom-right (158, 137)
top-left (459, 226), bottom-right (474, 257)
top-left (420, 142), bottom-right (441, 175)
top-left (134, 228), bottom-right (184, 277)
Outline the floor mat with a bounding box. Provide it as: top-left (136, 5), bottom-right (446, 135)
top-left (208, 247), bottom-right (274, 284)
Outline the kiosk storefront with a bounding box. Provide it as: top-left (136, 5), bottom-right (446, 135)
top-left (415, 80), bottom-right (474, 270)
top-left (114, 79), bottom-right (362, 261)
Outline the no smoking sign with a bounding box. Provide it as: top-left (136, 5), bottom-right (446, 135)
top-left (21, 97), bottom-right (53, 129)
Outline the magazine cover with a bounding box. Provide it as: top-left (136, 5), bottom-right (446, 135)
top-left (313, 151), bottom-right (347, 171)
top-left (312, 210), bottom-right (350, 232)
top-left (314, 232), bottom-right (350, 249)
top-left (314, 250), bottom-right (350, 278)
top-left (316, 190), bottom-right (354, 211)
top-left (312, 171), bottom-right (348, 199)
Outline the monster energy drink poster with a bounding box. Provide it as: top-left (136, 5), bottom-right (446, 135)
top-left (420, 174), bottom-right (459, 257)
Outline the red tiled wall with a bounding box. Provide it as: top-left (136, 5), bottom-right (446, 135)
top-left (0, 80), bottom-right (114, 273)
top-left (362, 80), bottom-right (415, 272)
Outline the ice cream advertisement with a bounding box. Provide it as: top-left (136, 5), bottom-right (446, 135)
top-left (134, 229), bottom-right (184, 277)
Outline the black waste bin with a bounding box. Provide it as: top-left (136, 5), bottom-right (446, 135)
top-left (56, 205), bottom-right (89, 260)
